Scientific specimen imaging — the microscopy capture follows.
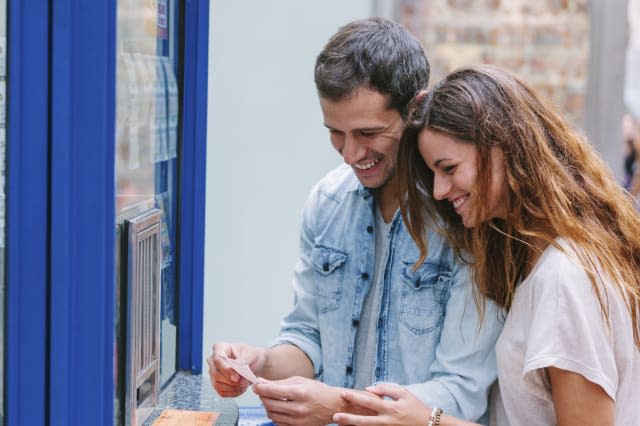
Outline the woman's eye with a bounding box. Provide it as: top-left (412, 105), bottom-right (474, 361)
top-left (443, 165), bottom-right (456, 175)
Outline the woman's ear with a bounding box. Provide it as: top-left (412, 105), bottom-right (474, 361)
top-left (406, 90), bottom-right (429, 124)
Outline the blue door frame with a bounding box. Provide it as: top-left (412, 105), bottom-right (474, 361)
top-left (5, 1), bottom-right (209, 424)
top-left (178, 0), bottom-right (209, 374)
top-left (6, 1), bottom-right (50, 424)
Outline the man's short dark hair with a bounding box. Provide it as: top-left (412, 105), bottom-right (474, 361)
top-left (314, 17), bottom-right (430, 116)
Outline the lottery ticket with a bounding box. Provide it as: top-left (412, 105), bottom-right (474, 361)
top-left (220, 355), bottom-right (259, 384)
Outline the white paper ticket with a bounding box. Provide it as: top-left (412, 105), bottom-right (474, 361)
top-left (220, 355), bottom-right (259, 384)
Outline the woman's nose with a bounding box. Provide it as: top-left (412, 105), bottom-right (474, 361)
top-left (432, 174), bottom-right (451, 200)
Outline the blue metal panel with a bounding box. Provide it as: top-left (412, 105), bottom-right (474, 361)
top-left (5, 1), bottom-right (49, 425)
top-left (178, 0), bottom-right (209, 373)
top-left (49, 1), bottom-right (116, 425)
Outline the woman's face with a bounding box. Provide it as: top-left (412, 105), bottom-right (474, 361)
top-left (417, 129), bottom-right (508, 228)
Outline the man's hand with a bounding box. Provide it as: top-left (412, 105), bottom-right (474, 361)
top-left (253, 376), bottom-right (343, 426)
top-left (253, 376), bottom-right (378, 426)
top-left (206, 342), bottom-right (266, 398)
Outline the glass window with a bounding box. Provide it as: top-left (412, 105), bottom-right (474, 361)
top-left (115, 0), bottom-right (179, 423)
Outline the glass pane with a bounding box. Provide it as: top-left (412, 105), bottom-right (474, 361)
top-left (0, 0), bottom-right (6, 422)
top-left (114, 0), bottom-right (179, 423)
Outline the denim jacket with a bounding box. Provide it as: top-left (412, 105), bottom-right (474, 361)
top-left (273, 165), bottom-right (503, 421)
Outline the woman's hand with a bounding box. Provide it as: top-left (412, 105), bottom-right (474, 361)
top-left (332, 382), bottom-right (432, 426)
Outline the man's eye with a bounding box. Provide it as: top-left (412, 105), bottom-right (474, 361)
top-left (358, 131), bottom-right (377, 137)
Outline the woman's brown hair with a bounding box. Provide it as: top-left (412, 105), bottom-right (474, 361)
top-left (398, 64), bottom-right (640, 347)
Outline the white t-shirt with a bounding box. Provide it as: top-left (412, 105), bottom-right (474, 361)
top-left (491, 239), bottom-right (640, 425)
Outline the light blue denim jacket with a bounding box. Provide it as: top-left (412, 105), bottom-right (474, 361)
top-left (273, 165), bottom-right (503, 422)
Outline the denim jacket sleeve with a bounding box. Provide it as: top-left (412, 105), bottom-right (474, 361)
top-left (404, 261), bottom-right (504, 422)
top-left (270, 184), bottom-right (325, 378)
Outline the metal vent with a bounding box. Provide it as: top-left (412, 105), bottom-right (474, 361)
top-left (124, 209), bottom-right (162, 426)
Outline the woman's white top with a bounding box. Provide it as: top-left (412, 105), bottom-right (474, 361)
top-left (491, 239), bottom-right (640, 425)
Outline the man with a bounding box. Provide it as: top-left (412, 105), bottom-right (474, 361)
top-left (208, 18), bottom-right (502, 425)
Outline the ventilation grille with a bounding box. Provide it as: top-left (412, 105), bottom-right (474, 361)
top-left (124, 209), bottom-right (162, 426)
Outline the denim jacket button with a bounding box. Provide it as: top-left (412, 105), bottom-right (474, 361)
top-left (361, 272), bottom-right (370, 280)
top-left (346, 366), bottom-right (353, 374)
top-left (375, 367), bottom-right (381, 377)
top-left (378, 318), bottom-right (383, 328)
top-left (352, 319), bottom-right (360, 327)
top-left (322, 262), bottom-right (330, 272)
top-left (366, 225), bottom-right (373, 233)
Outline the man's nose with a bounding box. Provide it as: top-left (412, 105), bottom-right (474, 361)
top-left (342, 134), bottom-right (365, 165)
top-left (432, 175), bottom-right (451, 200)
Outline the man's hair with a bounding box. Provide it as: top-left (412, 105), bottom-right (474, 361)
top-left (398, 64), bottom-right (640, 348)
top-left (315, 18), bottom-right (429, 115)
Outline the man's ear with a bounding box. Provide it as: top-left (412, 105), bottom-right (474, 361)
top-left (406, 90), bottom-right (428, 124)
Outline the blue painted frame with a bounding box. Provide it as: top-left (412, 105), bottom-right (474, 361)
top-left (5, 0), bottom-right (208, 422)
top-left (178, 0), bottom-right (209, 374)
top-left (48, 1), bottom-right (116, 425)
top-left (5, 1), bottom-right (50, 425)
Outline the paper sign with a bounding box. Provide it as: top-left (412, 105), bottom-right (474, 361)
top-left (152, 409), bottom-right (219, 426)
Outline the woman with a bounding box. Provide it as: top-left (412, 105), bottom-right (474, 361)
top-left (332, 65), bottom-right (640, 425)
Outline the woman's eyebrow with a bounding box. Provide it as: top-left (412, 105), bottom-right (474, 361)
top-left (433, 158), bottom-right (451, 167)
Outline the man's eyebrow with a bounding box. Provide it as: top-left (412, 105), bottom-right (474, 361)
top-left (323, 123), bottom-right (393, 132)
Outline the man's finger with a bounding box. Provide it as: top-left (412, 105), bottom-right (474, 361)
top-left (253, 382), bottom-right (297, 400)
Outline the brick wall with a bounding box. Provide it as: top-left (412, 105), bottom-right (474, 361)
top-left (396, 0), bottom-right (590, 126)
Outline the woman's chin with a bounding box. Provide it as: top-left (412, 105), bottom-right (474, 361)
top-left (460, 213), bottom-right (481, 229)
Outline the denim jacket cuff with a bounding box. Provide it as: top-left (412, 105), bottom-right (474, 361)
top-left (270, 335), bottom-right (323, 379)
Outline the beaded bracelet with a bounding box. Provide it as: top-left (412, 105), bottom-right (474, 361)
top-left (427, 407), bottom-right (443, 426)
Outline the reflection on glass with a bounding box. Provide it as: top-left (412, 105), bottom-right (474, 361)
top-left (115, 0), bottom-right (178, 424)
top-left (0, 0), bottom-right (6, 422)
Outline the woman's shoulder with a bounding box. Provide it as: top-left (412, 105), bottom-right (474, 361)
top-left (519, 238), bottom-right (602, 306)
top-left (527, 238), bottom-right (587, 283)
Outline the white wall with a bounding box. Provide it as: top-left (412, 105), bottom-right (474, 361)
top-left (204, 1), bottom-right (372, 405)
top-left (625, 0), bottom-right (640, 117)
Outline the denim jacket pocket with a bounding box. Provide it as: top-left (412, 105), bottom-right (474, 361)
top-left (310, 245), bottom-right (347, 313)
top-left (400, 260), bottom-right (449, 334)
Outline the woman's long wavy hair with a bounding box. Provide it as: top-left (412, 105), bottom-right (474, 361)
top-left (398, 64), bottom-right (640, 348)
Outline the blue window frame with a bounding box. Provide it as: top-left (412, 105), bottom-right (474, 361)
top-left (178, 0), bottom-right (209, 374)
top-left (4, 0), bottom-right (209, 424)
top-left (48, 1), bottom-right (116, 424)
top-left (6, 1), bottom-right (50, 424)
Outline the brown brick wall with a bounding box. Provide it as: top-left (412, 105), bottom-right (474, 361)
top-left (396, 0), bottom-right (590, 125)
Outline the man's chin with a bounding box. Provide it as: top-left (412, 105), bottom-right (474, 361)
top-left (354, 170), bottom-right (395, 191)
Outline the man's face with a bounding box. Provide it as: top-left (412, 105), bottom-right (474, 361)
top-left (320, 88), bottom-right (404, 190)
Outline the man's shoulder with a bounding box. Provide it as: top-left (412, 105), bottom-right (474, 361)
top-left (311, 164), bottom-right (361, 201)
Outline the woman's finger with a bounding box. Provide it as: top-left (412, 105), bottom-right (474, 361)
top-left (340, 389), bottom-right (387, 412)
top-left (365, 382), bottom-right (406, 400)
top-left (333, 412), bottom-right (384, 426)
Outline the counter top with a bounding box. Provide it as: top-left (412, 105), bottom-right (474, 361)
top-left (142, 372), bottom-right (239, 426)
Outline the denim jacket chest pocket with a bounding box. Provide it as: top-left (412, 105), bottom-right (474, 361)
top-left (400, 260), bottom-right (451, 334)
top-left (310, 245), bottom-right (348, 313)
